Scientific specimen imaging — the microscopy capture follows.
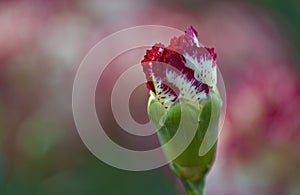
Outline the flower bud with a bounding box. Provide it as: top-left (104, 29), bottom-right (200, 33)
top-left (142, 26), bottom-right (222, 194)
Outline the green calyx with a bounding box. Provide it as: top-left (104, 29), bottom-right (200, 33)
top-left (148, 90), bottom-right (222, 194)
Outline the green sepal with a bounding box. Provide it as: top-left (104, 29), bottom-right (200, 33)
top-left (148, 92), bottom-right (221, 167)
top-left (148, 91), bottom-right (222, 195)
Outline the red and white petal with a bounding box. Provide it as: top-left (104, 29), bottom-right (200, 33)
top-left (183, 52), bottom-right (217, 88)
top-left (141, 26), bottom-right (217, 109)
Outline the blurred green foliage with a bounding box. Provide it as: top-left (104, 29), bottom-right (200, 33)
top-left (255, 0), bottom-right (300, 64)
top-left (0, 153), bottom-right (178, 195)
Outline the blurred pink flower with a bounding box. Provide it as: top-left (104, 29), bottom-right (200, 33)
top-left (225, 62), bottom-right (300, 156)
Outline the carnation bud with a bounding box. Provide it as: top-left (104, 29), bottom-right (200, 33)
top-left (142, 26), bottom-right (222, 194)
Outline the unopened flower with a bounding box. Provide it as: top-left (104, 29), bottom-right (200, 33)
top-left (141, 26), bottom-right (222, 194)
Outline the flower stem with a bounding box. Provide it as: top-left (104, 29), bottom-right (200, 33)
top-left (170, 163), bottom-right (207, 195)
top-left (180, 177), bottom-right (205, 195)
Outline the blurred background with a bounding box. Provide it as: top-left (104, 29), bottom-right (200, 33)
top-left (0, 0), bottom-right (300, 194)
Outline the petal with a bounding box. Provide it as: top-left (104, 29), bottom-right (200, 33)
top-left (141, 26), bottom-right (216, 108)
top-left (183, 47), bottom-right (217, 87)
top-left (169, 26), bottom-right (217, 88)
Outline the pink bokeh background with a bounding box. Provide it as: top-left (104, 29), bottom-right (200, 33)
top-left (0, 0), bottom-right (299, 194)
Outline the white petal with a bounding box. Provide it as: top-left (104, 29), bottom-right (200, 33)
top-left (152, 74), bottom-right (176, 109)
top-left (166, 70), bottom-right (207, 102)
top-left (183, 54), bottom-right (217, 88)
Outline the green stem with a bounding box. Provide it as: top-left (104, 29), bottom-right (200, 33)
top-left (170, 163), bottom-right (207, 195)
top-left (180, 177), bottom-right (205, 195)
